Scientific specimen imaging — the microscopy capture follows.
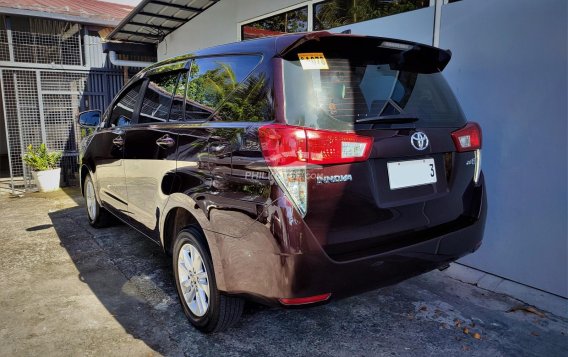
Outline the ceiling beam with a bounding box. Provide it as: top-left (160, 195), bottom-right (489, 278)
top-left (137, 11), bottom-right (188, 22)
top-left (148, 1), bottom-right (202, 13)
top-left (127, 21), bottom-right (176, 32)
top-left (118, 29), bottom-right (163, 39)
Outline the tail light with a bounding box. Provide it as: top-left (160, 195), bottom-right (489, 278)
top-left (258, 124), bottom-right (372, 165)
top-left (258, 124), bottom-right (372, 216)
top-left (452, 122), bottom-right (482, 184)
top-left (451, 122), bottom-right (482, 152)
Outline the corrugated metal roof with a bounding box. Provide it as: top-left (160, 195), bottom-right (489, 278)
top-left (0, 0), bottom-right (133, 25)
top-left (107, 0), bottom-right (219, 44)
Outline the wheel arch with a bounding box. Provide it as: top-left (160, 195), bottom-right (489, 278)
top-left (80, 164), bottom-right (94, 196)
top-left (161, 193), bottom-right (226, 291)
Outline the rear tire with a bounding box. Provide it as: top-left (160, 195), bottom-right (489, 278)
top-left (173, 227), bottom-right (244, 333)
top-left (83, 173), bottom-right (111, 228)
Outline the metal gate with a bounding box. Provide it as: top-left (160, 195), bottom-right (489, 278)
top-left (1, 68), bottom-right (123, 192)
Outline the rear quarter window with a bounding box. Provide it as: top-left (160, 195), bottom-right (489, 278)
top-left (180, 55), bottom-right (272, 122)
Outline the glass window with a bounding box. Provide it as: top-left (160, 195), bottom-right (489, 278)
top-left (109, 81), bottom-right (143, 127)
top-left (169, 71), bottom-right (187, 122)
top-left (283, 53), bottom-right (465, 130)
top-left (185, 55), bottom-right (265, 121)
top-left (313, 0), bottom-right (429, 31)
top-left (139, 72), bottom-right (180, 124)
top-left (241, 6), bottom-right (308, 40)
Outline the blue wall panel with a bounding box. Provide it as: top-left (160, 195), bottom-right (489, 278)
top-left (440, 0), bottom-right (567, 297)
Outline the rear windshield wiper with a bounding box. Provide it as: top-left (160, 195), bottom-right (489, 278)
top-left (355, 114), bottom-right (419, 124)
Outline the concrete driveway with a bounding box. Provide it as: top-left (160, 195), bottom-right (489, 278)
top-left (0, 188), bottom-right (566, 356)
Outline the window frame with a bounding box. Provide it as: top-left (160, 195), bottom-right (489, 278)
top-left (104, 78), bottom-right (146, 128)
top-left (137, 70), bottom-right (184, 125)
top-left (237, 0), bottom-right (435, 40)
top-left (108, 60), bottom-right (189, 128)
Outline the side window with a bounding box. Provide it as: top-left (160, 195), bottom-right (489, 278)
top-left (109, 81), bottom-right (143, 127)
top-left (139, 71), bottom-right (180, 124)
top-left (169, 71), bottom-right (187, 122)
top-left (185, 55), bottom-right (264, 121)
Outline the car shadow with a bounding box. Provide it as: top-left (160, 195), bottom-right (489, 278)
top-left (47, 195), bottom-right (486, 356)
top-left (47, 201), bottom-right (290, 355)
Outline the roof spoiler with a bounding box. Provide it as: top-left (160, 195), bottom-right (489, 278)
top-left (391, 45), bottom-right (452, 72)
top-left (278, 32), bottom-right (453, 73)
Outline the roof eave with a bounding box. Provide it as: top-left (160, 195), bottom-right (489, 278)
top-left (0, 6), bottom-right (122, 27)
top-left (107, 0), bottom-right (219, 44)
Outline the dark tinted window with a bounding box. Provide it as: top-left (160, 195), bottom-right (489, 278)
top-left (169, 71), bottom-right (187, 122)
top-left (109, 81), bottom-right (143, 127)
top-left (313, 0), bottom-right (429, 31)
top-left (185, 55), bottom-right (262, 121)
top-left (139, 72), bottom-right (180, 124)
top-left (241, 7), bottom-right (308, 40)
top-left (283, 57), bottom-right (465, 130)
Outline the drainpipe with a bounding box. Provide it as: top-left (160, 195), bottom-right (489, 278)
top-left (108, 51), bottom-right (154, 68)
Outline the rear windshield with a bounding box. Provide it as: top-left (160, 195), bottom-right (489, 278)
top-left (283, 56), bottom-right (466, 130)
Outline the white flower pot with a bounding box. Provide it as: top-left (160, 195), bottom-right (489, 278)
top-left (32, 168), bottom-right (61, 192)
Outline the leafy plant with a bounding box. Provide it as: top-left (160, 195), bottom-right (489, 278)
top-left (22, 144), bottom-right (62, 171)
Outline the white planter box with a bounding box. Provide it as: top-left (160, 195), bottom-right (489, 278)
top-left (32, 168), bottom-right (61, 192)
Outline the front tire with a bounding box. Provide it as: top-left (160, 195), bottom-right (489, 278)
top-left (83, 173), bottom-right (111, 228)
top-left (173, 227), bottom-right (244, 333)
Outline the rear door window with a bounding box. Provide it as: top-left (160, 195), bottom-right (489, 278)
top-left (139, 71), bottom-right (180, 124)
top-left (169, 71), bottom-right (187, 122)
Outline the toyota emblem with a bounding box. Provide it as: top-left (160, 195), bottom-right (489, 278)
top-left (411, 132), bottom-right (429, 151)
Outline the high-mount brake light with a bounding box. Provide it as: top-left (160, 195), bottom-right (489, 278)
top-left (258, 124), bottom-right (373, 217)
top-left (451, 122), bottom-right (482, 152)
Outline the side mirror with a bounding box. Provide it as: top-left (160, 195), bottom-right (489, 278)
top-left (78, 110), bottom-right (102, 128)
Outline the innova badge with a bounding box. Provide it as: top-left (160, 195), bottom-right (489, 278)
top-left (411, 132), bottom-right (429, 151)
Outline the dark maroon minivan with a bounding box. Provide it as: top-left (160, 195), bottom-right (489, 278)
top-left (78, 32), bottom-right (486, 332)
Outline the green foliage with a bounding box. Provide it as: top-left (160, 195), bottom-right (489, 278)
top-left (248, 7), bottom-right (308, 34)
top-left (22, 144), bottom-right (62, 171)
top-left (314, 0), bottom-right (428, 30)
top-left (218, 73), bottom-right (271, 122)
top-left (186, 61), bottom-right (271, 122)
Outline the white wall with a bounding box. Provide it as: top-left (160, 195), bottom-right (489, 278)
top-left (440, 0), bottom-right (567, 298)
top-left (158, 0), bottom-right (307, 60)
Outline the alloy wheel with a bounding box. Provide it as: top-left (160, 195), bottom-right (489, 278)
top-left (177, 243), bottom-right (210, 317)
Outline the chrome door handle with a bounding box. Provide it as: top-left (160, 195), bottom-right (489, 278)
top-left (112, 136), bottom-right (124, 146)
top-left (156, 135), bottom-right (175, 148)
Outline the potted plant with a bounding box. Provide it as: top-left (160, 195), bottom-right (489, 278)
top-left (23, 144), bottom-right (62, 192)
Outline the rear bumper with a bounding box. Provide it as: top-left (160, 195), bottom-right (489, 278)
top-left (214, 179), bottom-right (487, 306)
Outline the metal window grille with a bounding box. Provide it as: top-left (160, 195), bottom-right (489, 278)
top-left (1, 69), bottom-right (124, 191)
top-left (9, 30), bottom-right (82, 66)
top-left (0, 17), bottom-right (144, 193)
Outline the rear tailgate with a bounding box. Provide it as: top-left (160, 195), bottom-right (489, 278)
top-left (279, 35), bottom-right (481, 259)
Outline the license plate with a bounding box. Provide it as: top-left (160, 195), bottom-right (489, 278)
top-left (387, 158), bottom-right (437, 190)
